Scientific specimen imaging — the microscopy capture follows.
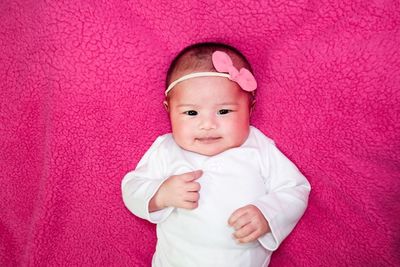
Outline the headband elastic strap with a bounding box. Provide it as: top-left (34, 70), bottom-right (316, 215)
top-left (165, 72), bottom-right (230, 96)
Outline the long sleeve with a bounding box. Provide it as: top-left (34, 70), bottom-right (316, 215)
top-left (121, 135), bottom-right (174, 223)
top-left (252, 134), bottom-right (311, 251)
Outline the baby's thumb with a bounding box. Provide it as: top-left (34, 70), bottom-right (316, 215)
top-left (186, 170), bottom-right (203, 181)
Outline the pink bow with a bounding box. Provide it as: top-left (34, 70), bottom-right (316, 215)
top-left (212, 51), bottom-right (257, 92)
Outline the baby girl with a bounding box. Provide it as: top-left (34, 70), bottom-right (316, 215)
top-left (122, 42), bottom-right (311, 267)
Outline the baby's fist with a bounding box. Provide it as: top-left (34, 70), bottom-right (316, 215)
top-left (151, 170), bottom-right (202, 211)
top-left (228, 205), bottom-right (270, 243)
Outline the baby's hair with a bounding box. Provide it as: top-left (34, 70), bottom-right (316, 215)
top-left (166, 42), bottom-right (254, 89)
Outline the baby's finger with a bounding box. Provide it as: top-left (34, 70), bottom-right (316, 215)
top-left (233, 223), bottom-right (255, 239)
top-left (186, 181), bottom-right (201, 192)
top-left (180, 200), bottom-right (198, 210)
top-left (228, 206), bottom-right (248, 226)
top-left (185, 192), bottom-right (200, 202)
top-left (237, 230), bottom-right (260, 243)
top-left (232, 214), bottom-right (251, 231)
top-left (182, 170), bottom-right (203, 182)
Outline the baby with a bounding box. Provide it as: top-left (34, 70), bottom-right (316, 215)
top-left (122, 42), bottom-right (311, 267)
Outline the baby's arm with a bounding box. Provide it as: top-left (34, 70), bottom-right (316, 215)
top-left (149, 170), bottom-right (202, 212)
top-left (252, 141), bottom-right (310, 250)
top-left (122, 135), bottom-right (205, 223)
top-left (228, 135), bottom-right (310, 249)
top-left (123, 168), bottom-right (202, 222)
top-left (122, 135), bottom-right (174, 222)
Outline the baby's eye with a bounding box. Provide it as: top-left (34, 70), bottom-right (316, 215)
top-left (184, 110), bottom-right (198, 116)
top-left (218, 109), bottom-right (232, 115)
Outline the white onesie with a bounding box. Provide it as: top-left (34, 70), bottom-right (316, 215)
top-left (122, 126), bottom-right (311, 267)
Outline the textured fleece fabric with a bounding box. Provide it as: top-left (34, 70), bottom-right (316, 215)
top-left (0, 0), bottom-right (399, 266)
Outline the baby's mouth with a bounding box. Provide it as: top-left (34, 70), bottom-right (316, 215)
top-left (195, 137), bottom-right (222, 144)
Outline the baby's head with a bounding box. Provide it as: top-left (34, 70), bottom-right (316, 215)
top-left (164, 42), bottom-right (257, 156)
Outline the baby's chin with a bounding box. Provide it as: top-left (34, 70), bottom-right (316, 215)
top-left (180, 143), bottom-right (238, 157)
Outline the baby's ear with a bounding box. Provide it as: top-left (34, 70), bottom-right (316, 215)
top-left (163, 100), bottom-right (169, 112)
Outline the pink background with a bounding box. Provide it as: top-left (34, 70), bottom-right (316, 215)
top-left (1, 0), bottom-right (399, 266)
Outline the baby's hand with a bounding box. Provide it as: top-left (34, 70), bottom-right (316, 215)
top-left (149, 170), bottom-right (202, 211)
top-left (228, 205), bottom-right (270, 243)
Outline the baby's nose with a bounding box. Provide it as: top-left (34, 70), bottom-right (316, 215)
top-left (199, 115), bottom-right (217, 130)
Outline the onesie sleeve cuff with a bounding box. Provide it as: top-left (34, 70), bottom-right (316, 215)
top-left (146, 178), bottom-right (175, 223)
top-left (257, 220), bottom-right (279, 251)
top-left (252, 200), bottom-right (280, 251)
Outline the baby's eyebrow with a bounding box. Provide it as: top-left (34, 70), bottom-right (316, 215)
top-left (217, 102), bottom-right (239, 106)
top-left (176, 104), bottom-right (197, 108)
top-left (175, 102), bottom-right (239, 108)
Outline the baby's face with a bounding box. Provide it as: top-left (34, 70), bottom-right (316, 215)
top-left (166, 75), bottom-right (251, 156)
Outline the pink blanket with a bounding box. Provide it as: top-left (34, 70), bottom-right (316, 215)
top-left (1, 0), bottom-right (399, 266)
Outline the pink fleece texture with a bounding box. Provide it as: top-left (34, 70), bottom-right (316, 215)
top-left (1, 0), bottom-right (399, 266)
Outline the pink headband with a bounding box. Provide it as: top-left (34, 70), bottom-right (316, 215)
top-left (165, 51), bottom-right (257, 95)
